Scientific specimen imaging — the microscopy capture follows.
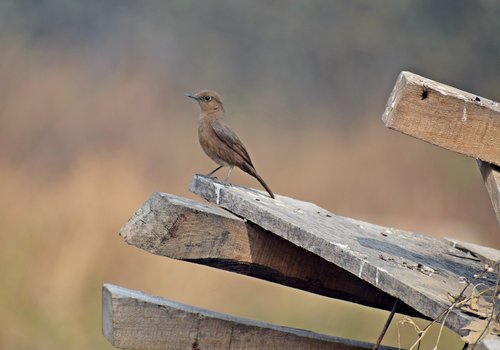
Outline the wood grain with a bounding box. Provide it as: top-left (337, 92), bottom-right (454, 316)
top-left (383, 71), bottom-right (500, 165)
top-left (190, 174), bottom-right (500, 342)
top-left (119, 192), bottom-right (419, 316)
top-left (103, 284), bottom-right (396, 350)
top-left (478, 161), bottom-right (500, 226)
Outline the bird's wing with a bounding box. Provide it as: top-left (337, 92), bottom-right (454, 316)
top-left (211, 118), bottom-right (253, 166)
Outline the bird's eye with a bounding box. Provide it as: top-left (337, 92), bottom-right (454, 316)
top-left (204, 96), bottom-right (211, 101)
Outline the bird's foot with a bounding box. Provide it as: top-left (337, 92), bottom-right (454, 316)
top-left (206, 165), bottom-right (223, 177)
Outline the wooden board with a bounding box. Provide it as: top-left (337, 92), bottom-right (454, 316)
top-left (190, 175), bottom-right (500, 342)
top-left (382, 71), bottom-right (500, 165)
top-left (119, 192), bottom-right (420, 316)
top-left (102, 284), bottom-right (396, 350)
top-left (478, 338), bottom-right (500, 350)
top-left (478, 161), bottom-right (500, 226)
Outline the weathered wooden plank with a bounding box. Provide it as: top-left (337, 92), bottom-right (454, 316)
top-left (382, 71), bottom-right (500, 165)
top-left (103, 284), bottom-right (396, 350)
top-left (478, 338), bottom-right (500, 350)
top-left (119, 192), bottom-right (419, 316)
top-left (190, 175), bottom-right (499, 342)
top-left (478, 161), bottom-right (500, 225)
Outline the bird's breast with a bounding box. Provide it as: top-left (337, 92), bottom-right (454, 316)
top-left (198, 118), bottom-right (227, 166)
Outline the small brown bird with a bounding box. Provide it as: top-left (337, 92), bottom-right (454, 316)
top-left (186, 90), bottom-right (275, 199)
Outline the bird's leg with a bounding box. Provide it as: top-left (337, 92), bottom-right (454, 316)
top-left (224, 166), bottom-right (234, 182)
top-left (206, 165), bottom-right (223, 177)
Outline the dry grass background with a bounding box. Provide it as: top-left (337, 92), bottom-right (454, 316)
top-left (1, 2), bottom-right (499, 349)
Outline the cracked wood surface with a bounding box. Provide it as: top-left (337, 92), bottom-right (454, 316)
top-left (119, 192), bottom-right (420, 316)
top-left (445, 237), bottom-right (500, 267)
top-left (102, 284), bottom-right (396, 350)
top-left (383, 71), bottom-right (500, 165)
top-left (190, 175), bottom-right (499, 341)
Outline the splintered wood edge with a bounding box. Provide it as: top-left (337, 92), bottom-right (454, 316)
top-left (382, 71), bottom-right (500, 165)
top-left (444, 237), bottom-right (500, 267)
top-left (102, 284), bottom-right (397, 350)
top-left (118, 191), bottom-right (419, 316)
top-left (478, 161), bottom-right (500, 226)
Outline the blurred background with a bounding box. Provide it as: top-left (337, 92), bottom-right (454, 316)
top-left (1, 1), bottom-right (499, 349)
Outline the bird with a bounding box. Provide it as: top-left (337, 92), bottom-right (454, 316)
top-left (186, 90), bottom-right (275, 199)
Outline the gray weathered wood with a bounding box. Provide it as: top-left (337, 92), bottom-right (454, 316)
top-left (103, 284), bottom-right (396, 350)
top-left (478, 161), bottom-right (500, 226)
top-left (190, 175), bottom-right (499, 343)
top-left (383, 71), bottom-right (500, 165)
top-left (477, 338), bottom-right (500, 350)
top-left (119, 192), bottom-right (419, 316)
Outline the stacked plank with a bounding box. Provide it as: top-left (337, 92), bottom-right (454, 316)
top-left (103, 72), bottom-right (500, 349)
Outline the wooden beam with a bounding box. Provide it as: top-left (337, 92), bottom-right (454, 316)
top-left (478, 161), bottom-right (500, 225)
top-left (119, 192), bottom-right (419, 316)
top-left (382, 71), bottom-right (500, 165)
top-left (190, 175), bottom-right (500, 343)
top-left (102, 284), bottom-right (396, 350)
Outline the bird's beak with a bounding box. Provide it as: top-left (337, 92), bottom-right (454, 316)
top-left (185, 93), bottom-right (199, 101)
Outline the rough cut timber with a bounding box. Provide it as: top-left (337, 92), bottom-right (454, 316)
top-left (103, 284), bottom-right (397, 350)
top-left (190, 175), bottom-right (499, 343)
top-left (478, 161), bottom-right (500, 225)
top-left (382, 71), bottom-right (500, 165)
top-left (119, 192), bottom-right (419, 316)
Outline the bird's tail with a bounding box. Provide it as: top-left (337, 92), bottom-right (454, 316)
top-left (242, 163), bottom-right (275, 199)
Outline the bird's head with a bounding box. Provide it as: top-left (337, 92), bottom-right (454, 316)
top-left (186, 90), bottom-right (224, 113)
